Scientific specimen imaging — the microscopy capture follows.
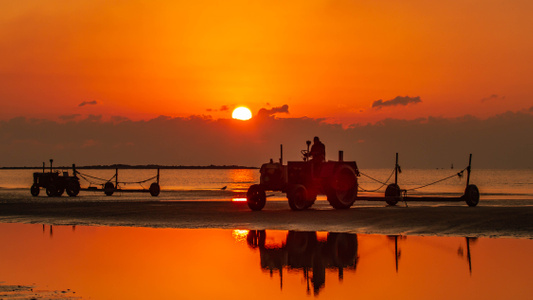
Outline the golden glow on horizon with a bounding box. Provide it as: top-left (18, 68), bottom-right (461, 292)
top-left (0, 1), bottom-right (532, 124)
top-left (232, 107), bottom-right (252, 120)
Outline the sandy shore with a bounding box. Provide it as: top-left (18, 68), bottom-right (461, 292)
top-left (1, 195), bottom-right (532, 238)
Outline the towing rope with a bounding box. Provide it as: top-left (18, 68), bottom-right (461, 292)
top-left (358, 165), bottom-right (467, 193)
top-left (403, 168), bottom-right (466, 191)
top-left (75, 171), bottom-right (157, 188)
top-left (358, 168), bottom-right (395, 193)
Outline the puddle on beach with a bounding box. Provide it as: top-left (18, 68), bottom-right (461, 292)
top-left (1, 224), bottom-right (532, 299)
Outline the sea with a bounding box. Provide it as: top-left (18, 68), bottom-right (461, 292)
top-left (0, 167), bottom-right (531, 204)
top-left (1, 168), bottom-right (532, 299)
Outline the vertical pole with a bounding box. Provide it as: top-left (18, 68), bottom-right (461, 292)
top-left (115, 168), bottom-right (118, 188)
top-left (466, 154), bottom-right (472, 187)
top-left (49, 159), bottom-right (53, 173)
top-left (466, 237), bottom-right (472, 274)
top-left (280, 144), bottom-right (283, 164)
top-left (395, 236), bottom-right (399, 273)
top-left (43, 162), bottom-right (45, 173)
top-left (157, 168), bottom-right (160, 184)
top-left (72, 164), bottom-right (77, 176)
top-left (339, 150), bottom-right (344, 162)
top-left (394, 153), bottom-right (399, 185)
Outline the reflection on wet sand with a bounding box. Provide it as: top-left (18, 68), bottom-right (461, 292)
top-left (387, 235), bottom-right (476, 274)
top-left (1, 224), bottom-right (532, 299)
top-left (246, 230), bottom-right (358, 295)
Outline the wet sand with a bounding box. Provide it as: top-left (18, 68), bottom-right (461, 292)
top-left (1, 197), bottom-right (532, 239)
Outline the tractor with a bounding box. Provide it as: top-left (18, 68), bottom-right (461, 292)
top-left (30, 160), bottom-right (81, 197)
top-left (246, 143), bottom-right (359, 211)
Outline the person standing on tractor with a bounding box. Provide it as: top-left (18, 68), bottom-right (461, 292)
top-left (309, 136), bottom-right (326, 163)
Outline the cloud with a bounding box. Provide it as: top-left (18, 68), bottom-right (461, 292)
top-left (372, 96), bottom-right (421, 109)
top-left (257, 104), bottom-right (289, 118)
top-left (206, 105), bottom-right (231, 112)
top-left (59, 114), bottom-right (81, 121)
top-left (1, 111), bottom-right (532, 169)
top-left (79, 100), bottom-right (98, 107)
top-left (481, 94), bottom-right (505, 102)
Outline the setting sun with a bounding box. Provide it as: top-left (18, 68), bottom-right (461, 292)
top-left (232, 107), bottom-right (252, 120)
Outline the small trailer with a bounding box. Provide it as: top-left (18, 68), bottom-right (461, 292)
top-left (78, 167), bottom-right (161, 197)
top-left (30, 160), bottom-right (161, 197)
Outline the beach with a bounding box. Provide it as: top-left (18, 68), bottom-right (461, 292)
top-left (1, 195), bottom-right (532, 239)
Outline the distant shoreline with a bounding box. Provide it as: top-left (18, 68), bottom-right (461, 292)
top-left (0, 165), bottom-right (258, 170)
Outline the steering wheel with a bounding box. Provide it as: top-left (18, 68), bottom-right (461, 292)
top-left (301, 150), bottom-right (310, 161)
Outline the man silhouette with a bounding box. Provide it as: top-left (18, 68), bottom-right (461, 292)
top-left (309, 136), bottom-right (325, 163)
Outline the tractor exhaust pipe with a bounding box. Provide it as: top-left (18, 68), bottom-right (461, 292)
top-left (280, 144), bottom-right (283, 164)
top-left (339, 151), bottom-right (344, 162)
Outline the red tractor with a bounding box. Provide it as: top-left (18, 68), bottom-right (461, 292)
top-left (246, 143), bottom-right (359, 211)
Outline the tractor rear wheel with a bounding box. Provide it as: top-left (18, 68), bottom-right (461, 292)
top-left (326, 165), bottom-right (357, 209)
top-left (66, 180), bottom-right (81, 197)
top-left (247, 184), bottom-right (266, 211)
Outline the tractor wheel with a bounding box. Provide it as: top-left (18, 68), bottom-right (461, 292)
top-left (149, 182), bottom-right (160, 197)
top-left (30, 184), bottom-right (40, 197)
top-left (463, 184), bottom-right (480, 207)
top-left (385, 183), bottom-right (401, 206)
top-left (246, 184), bottom-right (266, 211)
top-left (326, 233), bottom-right (358, 266)
top-left (46, 184), bottom-right (59, 197)
top-left (66, 180), bottom-right (81, 197)
top-left (287, 184), bottom-right (309, 211)
top-left (326, 165), bottom-right (357, 209)
top-left (104, 182), bottom-right (115, 196)
top-left (286, 231), bottom-right (317, 254)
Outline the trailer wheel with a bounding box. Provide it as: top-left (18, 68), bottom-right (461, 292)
top-left (247, 184), bottom-right (266, 211)
top-left (385, 183), bottom-right (401, 206)
top-left (104, 182), bottom-right (115, 196)
top-left (66, 180), bottom-right (81, 197)
top-left (288, 184), bottom-right (309, 211)
top-left (46, 184), bottom-right (59, 197)
top-left (463, 184), bottom-right (479, 207)
top-left (326, 165), bottom-right (357, 209)
top-left (149, 183), bottom-right (160, 196)
top-left (30, 184), bottom-right (40, 197)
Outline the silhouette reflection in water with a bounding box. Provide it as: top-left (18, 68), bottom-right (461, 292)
top-left (387, 235), bottom-right (477, 274)
top-left (246, 230), bottom-right (358, 295)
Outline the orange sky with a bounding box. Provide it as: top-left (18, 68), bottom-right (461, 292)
top-left (1, 0), bottom-right (532, 125)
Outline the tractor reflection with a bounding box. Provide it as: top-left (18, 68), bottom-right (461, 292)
top-left (246, 230), bottom-right (358, 295)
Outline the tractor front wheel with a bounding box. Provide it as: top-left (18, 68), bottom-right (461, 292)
top-left (287, 184), bottom-right (310, 211)
top-left (30, 184), bottom-right (40, 197)
top-left (247, 184), bottom-right (266, 211)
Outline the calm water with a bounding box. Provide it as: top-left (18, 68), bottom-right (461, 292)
top-left (0, 224), bottom-right (531, 299)
top-left (0, 167), bottom-right (532, 202)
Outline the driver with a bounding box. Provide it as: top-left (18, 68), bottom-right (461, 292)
top-left (308, 136), bottom-right (325, 163)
